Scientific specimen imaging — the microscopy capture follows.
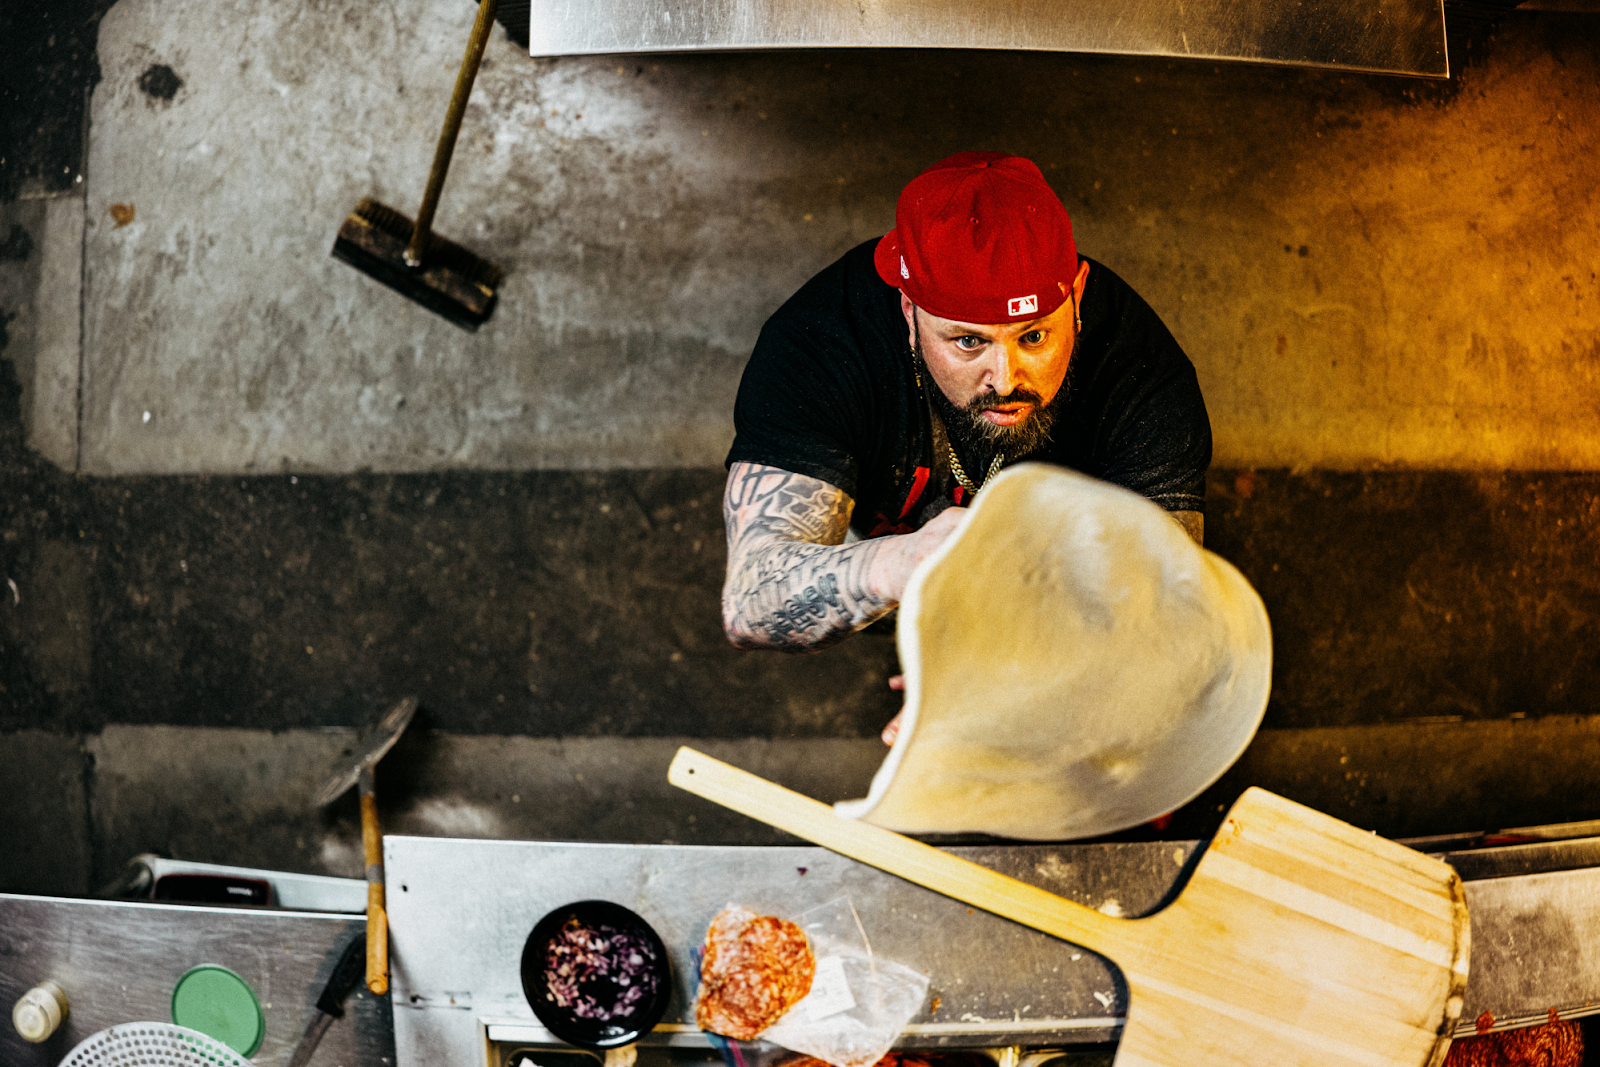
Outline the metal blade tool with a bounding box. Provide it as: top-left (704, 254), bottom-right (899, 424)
top-left (316, 696), bottom-right (418, 995)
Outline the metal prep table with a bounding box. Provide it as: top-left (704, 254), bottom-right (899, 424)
top-left (385, 835), bottom-right (1600, 1067)
top-left (0, 895), bottom-right (393, 1067)
top-left (3, 834), bottom-right (1596, 1067)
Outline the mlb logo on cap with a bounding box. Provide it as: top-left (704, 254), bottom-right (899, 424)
top-left (1008, 294), bottom-right (1038, 317)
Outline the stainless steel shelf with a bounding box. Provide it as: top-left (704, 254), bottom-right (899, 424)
top-left (526, 0), bottom-right (1449, 79)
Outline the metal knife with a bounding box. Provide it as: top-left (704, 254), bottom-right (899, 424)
top-left (286, 932), bottom-right (368, 1067)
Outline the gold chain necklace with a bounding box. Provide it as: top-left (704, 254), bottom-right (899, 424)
top-left (948, 446), bottom-right (1004, 495)
top-left (911, 338), bottom-right (1004, 496)
top-left (913, 347), bottom-right (1004, 497)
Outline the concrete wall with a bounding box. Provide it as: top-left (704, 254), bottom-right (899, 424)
top-left (0, 198), bottom-right (81, 469)
top-left (23, 0), bottom-right (1600, 474)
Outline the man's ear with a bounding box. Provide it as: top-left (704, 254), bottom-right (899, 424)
top-left (1072, 258), bottom-right (1091, 303)
top-left (900, 291), bottom-right (917, 348)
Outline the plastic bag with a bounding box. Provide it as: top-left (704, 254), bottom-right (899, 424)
top-left (699, 898), bottom-right (930, 1067)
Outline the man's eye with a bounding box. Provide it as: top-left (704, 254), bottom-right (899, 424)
top-left (955, 336), bottom-right (984, 351)
top-left (1022, 330), bottom-right (1045, 345)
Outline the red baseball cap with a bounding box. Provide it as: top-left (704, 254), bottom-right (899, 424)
top-left (874, 151), bottom-right (1078, 325)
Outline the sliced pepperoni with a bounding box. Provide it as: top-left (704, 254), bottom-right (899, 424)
top-left (695, 907), bottom-right (815, 1040)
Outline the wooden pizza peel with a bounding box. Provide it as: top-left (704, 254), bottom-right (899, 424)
top-left (669, 747), bottom-right (1470, 1067)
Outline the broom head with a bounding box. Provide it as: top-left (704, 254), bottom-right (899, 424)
top-left (332, 198), bottom-right (505, 331)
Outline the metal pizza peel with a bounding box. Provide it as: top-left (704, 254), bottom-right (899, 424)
top-left (316, 696), bottom-right (418, 996)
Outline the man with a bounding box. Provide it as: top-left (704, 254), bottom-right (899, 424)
top-left (721, 151), bottom-right (1211, 659)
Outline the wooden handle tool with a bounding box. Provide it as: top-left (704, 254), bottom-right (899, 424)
top-left (668, 746), bottom-right (1470, 1067)
top-left (314, 697), bottom-right (416, 997)
top-left (359, 765), bottom-right (388, 995)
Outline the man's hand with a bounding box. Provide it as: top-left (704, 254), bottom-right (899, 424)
top-left (721, 463), bottom-right (963, 651)
top-left (873, 506), bottom-right (965, 595)
top-left (882, 675), bottom-right (906, 745)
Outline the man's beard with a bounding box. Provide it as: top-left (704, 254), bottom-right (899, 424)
top-left (913, 329), bottom-right (1074, 462)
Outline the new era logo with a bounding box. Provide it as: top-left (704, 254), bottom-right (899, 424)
top-left (1008, 294), bottom-right (1038, 317)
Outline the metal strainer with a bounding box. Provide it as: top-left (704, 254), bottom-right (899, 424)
top-left (57, 1023), bottom-right (253, 1067)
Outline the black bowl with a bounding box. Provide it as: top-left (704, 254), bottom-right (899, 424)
top-left (521, 900), bottom-right (673, 1049)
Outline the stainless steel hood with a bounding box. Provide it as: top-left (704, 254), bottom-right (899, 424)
top-left (527, 0), bottom-right (1450, 78)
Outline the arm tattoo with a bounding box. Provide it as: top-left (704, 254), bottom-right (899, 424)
top-left (722, 462), bottom-right (895, 651)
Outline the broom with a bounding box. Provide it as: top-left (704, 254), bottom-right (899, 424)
top-left (332, 0), bottom-right (506, 331)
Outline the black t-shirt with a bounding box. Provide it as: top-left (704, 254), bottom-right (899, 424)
top-left (727, 239), bottom-right (1211, 538)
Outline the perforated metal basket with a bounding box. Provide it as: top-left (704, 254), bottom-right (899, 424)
top-left (57, 1022), bottom-right (253, 1067)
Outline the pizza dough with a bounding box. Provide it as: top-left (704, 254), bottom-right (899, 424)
top-left (834, 463), bottom-right (1272, 840)
top-left (695, 907), bottom-right (816, 1040)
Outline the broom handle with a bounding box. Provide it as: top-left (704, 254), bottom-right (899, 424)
top-left (667, 747), bottom-right (1129, 955)
top-left (406, 0), bottom-right (502, 267)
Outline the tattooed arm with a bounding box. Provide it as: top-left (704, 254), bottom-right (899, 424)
top-left (722, 462), bottom-right (963, 651)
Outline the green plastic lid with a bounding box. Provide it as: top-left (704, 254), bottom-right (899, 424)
top-left (171, 964), bottom-right (265, 1057)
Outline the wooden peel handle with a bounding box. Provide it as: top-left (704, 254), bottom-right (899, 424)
top-left (360, 790), bottom-right (389, 995)
top-left (667, 747), bottom-right (1127, 954)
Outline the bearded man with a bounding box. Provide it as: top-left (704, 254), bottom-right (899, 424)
top-left (720, 151), bottom-right (1211, 666)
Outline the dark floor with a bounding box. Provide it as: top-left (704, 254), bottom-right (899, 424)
top-left (4, 319), bottom-right (1600, 888)
top-left (3, 330), bottom-right (1597, 740)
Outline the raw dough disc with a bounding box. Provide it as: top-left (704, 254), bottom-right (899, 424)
top-left (835, 464), bottom-right (1272, 840)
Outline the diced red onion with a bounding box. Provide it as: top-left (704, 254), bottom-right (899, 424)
top-left (544, 917), bottom-right (661, 1021)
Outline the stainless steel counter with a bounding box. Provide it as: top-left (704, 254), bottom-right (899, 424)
top-left (1460, 866), bottom-right (1600, 1033)
top-left (0, 895), bottom-right (393, 1067)
top-left (385, 836), bottom-right (1197, 1064)
top-left (7, 834), bottom-right (1597, 1067)
top-left (386, 835), bottom-right (1600, 1067)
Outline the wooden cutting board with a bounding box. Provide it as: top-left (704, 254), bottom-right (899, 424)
top-left (668, 747), bottom-right (1470, 1067)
